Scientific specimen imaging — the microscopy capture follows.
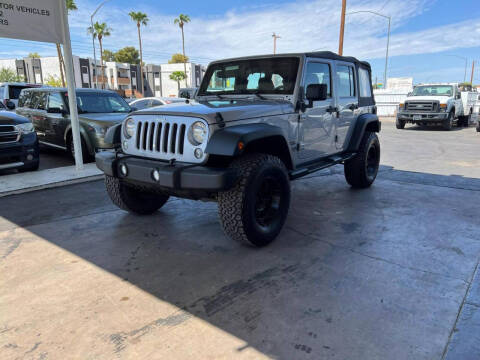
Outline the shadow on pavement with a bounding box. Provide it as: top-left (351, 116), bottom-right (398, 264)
top-left (1, 167), bottom-right (480, 359)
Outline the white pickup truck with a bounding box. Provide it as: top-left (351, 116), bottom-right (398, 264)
top-left (396, 83), bottom-right (478, 130)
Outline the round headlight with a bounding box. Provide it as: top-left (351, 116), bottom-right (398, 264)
top-left (124, 118), bottom-right (136, 139)
top-left (189, 121), bottom-right (207, 145)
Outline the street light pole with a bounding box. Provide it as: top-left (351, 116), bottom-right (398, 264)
top-left (90, 0), bottom-right (111, 89)
top-left (347, 10), bottom-right (391, 89)
top-left (272, 33), bottom-right (281, 55)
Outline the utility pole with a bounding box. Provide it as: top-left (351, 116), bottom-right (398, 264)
top-left (470, 60), bottom-right (475, 85)
top-left (338, 0), bottom-right (347, 55)
top-left (272, 33), bottom-right (281, 54)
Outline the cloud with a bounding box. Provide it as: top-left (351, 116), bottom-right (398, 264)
top-left (3, 0), bottom-right (480, 71)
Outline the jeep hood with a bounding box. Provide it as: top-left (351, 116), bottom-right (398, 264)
top-left (132, 99), bottom-right (295, 124)
top-left (405, 96), bottom-right (451, 104)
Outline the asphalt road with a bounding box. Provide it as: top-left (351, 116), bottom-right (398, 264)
top-left (1, 119), bottom-right (479, 359)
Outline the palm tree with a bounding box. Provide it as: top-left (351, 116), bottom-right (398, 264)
top-left (129, 11), bottom-right (149, 95)
top-left (88, 22), bottom-right (112, 89)
top-left (170, 71), bottom-right (187, 92)
top-left (174, 14), bottom-right (190, 87)
top-left (56, 0), bottom-right (77, 87)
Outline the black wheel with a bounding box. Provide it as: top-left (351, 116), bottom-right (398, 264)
top-left (476, 123), bottom-right (480, 132)
top-left (105, 175), bottom-right (169, 215)
top-left (443, 112), bottom-right (454, 130)
top-left (218, 154), bottom-right (290, 247)
top-left (18, 160), bottom-right (39, 172)
top-left (344, 132), bottom-right (380, 189)
top-left (69, 135), bottom-right (91, 162)
top-left (396, 118), bottom-right (405, 129)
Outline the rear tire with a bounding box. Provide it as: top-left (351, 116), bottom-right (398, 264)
top-left (344, 132), bottom-right (380, 189)
top-left (443, 111), bottom-right (454, 131)
top-left (218, 154), bottom-right (290, 247)
top-left (396, 118), bottom-right (405, 129)
top-left (105, 175), bottom-right (169, 215)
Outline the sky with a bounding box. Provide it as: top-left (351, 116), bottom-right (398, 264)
top-left (1, 0), bottom-right (480, 84)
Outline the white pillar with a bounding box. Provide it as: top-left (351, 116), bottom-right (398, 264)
top-left (59, 0), bottom-right (84, 170)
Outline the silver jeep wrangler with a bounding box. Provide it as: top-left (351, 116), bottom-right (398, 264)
top-left (96, 52), bottom-right (381, 247)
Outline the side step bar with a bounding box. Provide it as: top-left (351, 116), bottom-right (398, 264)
top-left (289, 153), bottom-right (356, 180)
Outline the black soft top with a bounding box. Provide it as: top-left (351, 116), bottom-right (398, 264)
top-left (304, 51), bottom-right (371, 70)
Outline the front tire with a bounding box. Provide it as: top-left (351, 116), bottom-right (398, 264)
top-left (344, 132), bottom-right (380, 189)
top-left (396, 118), bottom-right (405, 129)
top-left (105, 175), bottom-right (169, 215)
top-left (69, 135), bottom-right (92, 163)
top-left (443, 112), bottom-right (454, 131)
top-left (218, 154), bottom-right (291, 247)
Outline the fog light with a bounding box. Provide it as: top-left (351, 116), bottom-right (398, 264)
top-left (194, 148), bottom-right (203, 159)
top-left (123, 140), bottom-right (128, 150)
top-left (120, 164), bottom-right (128, 176)
top-left (26, 154), bottom-right (33, 161)
top-left (152, 169), bottom-right (160, 182)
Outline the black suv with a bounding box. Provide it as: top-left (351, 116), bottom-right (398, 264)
top-left (0, 110), bottom-right (39, 173)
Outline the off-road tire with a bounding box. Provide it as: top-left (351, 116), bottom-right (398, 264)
top-left (443, 111), bottom-right (454, 131)
top-left (105, 175), bottom-right (169, 215)
top-left (396, 118), bottom-right (405, 129)
top-left (218, 153), bottom-right (290, 247)
top-left (344, 132), bottom-right (380, 189)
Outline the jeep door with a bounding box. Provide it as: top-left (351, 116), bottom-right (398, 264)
top-left (334, 62), bottom-right (358, 150)
top-left (298, 60), bottom-right (336, 162)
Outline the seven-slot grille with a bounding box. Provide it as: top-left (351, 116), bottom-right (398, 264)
top-left (406, 101), bottom-right (437, 112)
top-left (0, 125), bottom-right (20, 144)
top-left (135, 120), bottom-right (187, 155)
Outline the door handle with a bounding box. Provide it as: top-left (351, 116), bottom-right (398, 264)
top-left (326, 106), bottom-right (338, 113)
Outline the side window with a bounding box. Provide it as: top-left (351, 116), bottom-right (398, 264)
top-left (304, 62), bottom-right (331, 97)
top-left (0, 86), bottom-right (5, 99)
top-left (134, 99), bottom-right (150, 110)
top-left (151, 100), bottom-right (163, 106)
top-left (336, 65), bottom-right (356, 97)
top-left (47, 93), bottom-right (65, 109)
top-left (358, 68), bottom-right (372, 98)
top-left (18, 91), bottom-right (27, 107)
top-left (35, 92), bottom-right (47, 110)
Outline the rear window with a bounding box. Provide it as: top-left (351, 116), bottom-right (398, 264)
top-left (9, 85), bottom-right (29, 100)
top-left (358, 68), bottom-right (372, 98)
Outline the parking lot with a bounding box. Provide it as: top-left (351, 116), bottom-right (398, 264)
top-left (1, 119), bottom-right (479, 360)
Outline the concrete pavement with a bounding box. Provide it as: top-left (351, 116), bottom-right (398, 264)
top-left (0, 121), bottom-right (479, 359)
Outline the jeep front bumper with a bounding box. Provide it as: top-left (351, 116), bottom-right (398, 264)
top-left (397, 112), bottom-right (448, 122)
top-left (96, 152), bottom-right (238, 191)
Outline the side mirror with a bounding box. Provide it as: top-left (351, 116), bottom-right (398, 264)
top-left (407, 92), bottom-right (413, 97)
top-left (6, 101), bottom-right (15, 110)
top-left (306, 84), bottom-right (328, 102)
top-left (455, 93), bottom-right (461, 99)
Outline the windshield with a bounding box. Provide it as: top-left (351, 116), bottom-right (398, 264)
top-left (412, 85), bottom-right (453, 97)
top-left (198, 57), bottom-right (300, 96)
top-left (67, 92), bottom-right (131, 113)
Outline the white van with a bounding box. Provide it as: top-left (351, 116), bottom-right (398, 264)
top-left (0, 82), bottom-right (45, 110)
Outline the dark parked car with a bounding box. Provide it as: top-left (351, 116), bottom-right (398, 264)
top-left (16, 88), bottom-right (133, 160)
top-left (0, 110), bottom-right (39, 173)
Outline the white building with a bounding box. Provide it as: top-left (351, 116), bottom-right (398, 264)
top-left (0, 55), bottom-right (206, 98)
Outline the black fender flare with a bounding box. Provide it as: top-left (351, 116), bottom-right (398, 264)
top-left (346, 113), bottom-right (381, 152)
top-left (104, 123), bottom-right (122, 145)
top-left (205, 123), bottom-right (294, 169)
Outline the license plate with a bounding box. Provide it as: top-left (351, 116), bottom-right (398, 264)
top-left (413, 115), bottom-right (422, 121)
